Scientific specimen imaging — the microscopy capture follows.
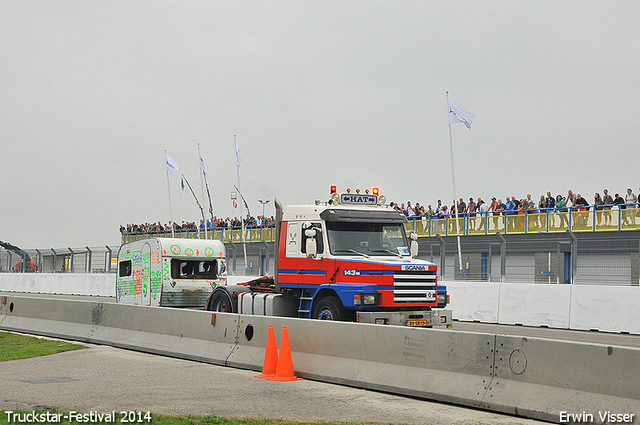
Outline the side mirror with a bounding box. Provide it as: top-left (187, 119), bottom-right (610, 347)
top-left (305, 228), bottom-right (317, 258)
top-left (410, 232), bottom-right (418, 258)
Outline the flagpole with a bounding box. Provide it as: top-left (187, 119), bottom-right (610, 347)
top-left (235, 135), bottom-right (248, 274)
top-left (199, 144), bottom-right (216, 230)
top-left (446, 92), bottom-right (464, 273)
top-left (198, 143), bottom-right (207, 240)
top-left (165, 150), bottom-right (175, 238)
top-left (181, 173), bottom-right (206, 231)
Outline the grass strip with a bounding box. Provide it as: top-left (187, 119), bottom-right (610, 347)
top-left (0, 331), bottom-right (84, 362)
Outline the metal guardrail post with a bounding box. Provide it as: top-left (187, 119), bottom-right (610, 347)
top-left (488, 243), bottom-right (501, 283)
top-left (86, 247), bottom-right (92, 273)
top-left (429, 244), bottom-right (437, 265)
top-left (228, 243), bottom-right (236, 274)
top-left (567, 230), bottom-right (577, 284)
top-left (106, 246), bottom-right (113, 273)
top-left (68, 247), bottom-right (74, 273)
top-left (34, 249), bottom-right (42, 273)
top-left (51, 248), bottom-right (57, 273)
top-left (557, 242), bottom-right (562, 284)
top-left (496, 232), bottom-right (506, 283)
top-left (436, 235), bottom-right (446, 280)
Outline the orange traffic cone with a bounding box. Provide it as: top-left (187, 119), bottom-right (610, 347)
top-left (255, 324), bottom-right (279, 379)
top-left (268, 326), bottom-right (303, 382)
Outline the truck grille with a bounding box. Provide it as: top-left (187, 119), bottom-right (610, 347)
top-left (392, 270), bottom-right (437, 303)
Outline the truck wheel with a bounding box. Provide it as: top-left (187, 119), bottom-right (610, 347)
top-left (208, 290), bottom-right (235, 313)
top-left (312, 296), bottom-right (350, 321)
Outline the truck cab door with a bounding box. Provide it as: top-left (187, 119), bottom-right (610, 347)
top-left (278, 221), bottom-right (300, 285)
top-left (298, 222), bottom-right (328, 286)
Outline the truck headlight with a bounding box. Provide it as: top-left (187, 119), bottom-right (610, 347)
top-left (354, 293), bottom-right (379, 306)
top-left (437, 293), bottom-right (447, 305)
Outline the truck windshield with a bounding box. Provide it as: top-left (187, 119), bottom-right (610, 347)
top-left (326, 222), bottom-right (410, 257)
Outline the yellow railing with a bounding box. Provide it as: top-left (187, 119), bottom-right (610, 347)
top-left (121, 207), bottom-right (640, 245)
top-left (406, 206), bottom-right (640, 237)
top-left (120, 226), bottom-right (276, 245)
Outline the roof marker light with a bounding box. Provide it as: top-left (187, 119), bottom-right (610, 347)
top-left (372, 187), bottom-right (379, 196)
top-left (330, 186), bottom-right (337, 194)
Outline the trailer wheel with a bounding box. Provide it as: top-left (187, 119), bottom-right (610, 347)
top-left (208, 290), bottom-right (235, 313)
top-left (312, 296), bottom-right (350, 321)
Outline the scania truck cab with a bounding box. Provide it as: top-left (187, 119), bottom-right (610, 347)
top-left (207, 188), bottom-right (452, 327)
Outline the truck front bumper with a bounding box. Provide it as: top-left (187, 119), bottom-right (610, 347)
top-left (356, 309), bottom-right (453, 328)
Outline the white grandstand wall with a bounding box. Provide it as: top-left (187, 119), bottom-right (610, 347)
top-left (445, 280), bottom-right (640, 334)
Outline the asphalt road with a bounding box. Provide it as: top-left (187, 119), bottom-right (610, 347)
top-left (0, 340), bottom-right (548, 425)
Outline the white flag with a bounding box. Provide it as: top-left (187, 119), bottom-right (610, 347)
top-left (235, 141), bottom-right (242, 166)
top-left (199, 154), bottom-right (208, 177)
top-left (165, 153), bottom-right (180, 175)
top-left (448, 100), bottom-right (475, 129)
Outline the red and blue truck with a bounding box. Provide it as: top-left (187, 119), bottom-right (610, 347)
top-left (207, 187), bottom-right (452, 327)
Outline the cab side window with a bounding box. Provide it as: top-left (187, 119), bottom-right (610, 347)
top-left (301, 223), bottom-right (324, 255)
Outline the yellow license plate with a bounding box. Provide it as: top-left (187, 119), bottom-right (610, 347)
top-left (406, 320), bottom-right (429, 327)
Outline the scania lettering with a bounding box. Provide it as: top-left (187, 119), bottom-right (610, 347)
top-left (206, 188), bottom-right (452, 327)
top-left (116, 238), bottom-right (227, 308)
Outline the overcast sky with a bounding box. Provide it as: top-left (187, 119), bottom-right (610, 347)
top-left (1, 1), bottom-right (639, 249)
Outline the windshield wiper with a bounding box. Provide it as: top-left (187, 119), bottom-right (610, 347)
top-left (334, 249), bottom-right (370, 258)
top-left (371, 249), bottom-right (403, 258)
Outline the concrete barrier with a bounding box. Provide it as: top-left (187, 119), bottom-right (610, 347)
top-left (570, 284), bottom-right (639, 333)
top-left (497, 282), bottom-right (571, 328)
top-left (0, 273), bottom-right (114, 296)
top-left (445, 281), bottom-right (640, 334)
top-left (444, 280), bottom-right (501, 322)
top-left (0, 296), bottom-right (238, 366)
top-left (228, 315), bottom-right (499, 410)
top-left (1, 295), bottom-right (639, 423)
top-left (486, 334), bottom-right (640, 422)
top-left (3, 274), bottom-right (640, 334)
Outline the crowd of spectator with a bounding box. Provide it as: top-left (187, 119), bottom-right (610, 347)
top-left (121, 187), bottom-right (640, 235)
top-left (389, 187), bottom-right (640, 227)
top-left (120, 215), bottom-right (276, 235)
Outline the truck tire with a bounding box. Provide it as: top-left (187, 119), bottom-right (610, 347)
top-left (312, 296), bottom-right (351, 321)
top-left (207, 289), bottom-right (235, 313)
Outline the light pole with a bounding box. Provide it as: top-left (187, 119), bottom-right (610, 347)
top-left (258, 199), bottom-right (270, 218)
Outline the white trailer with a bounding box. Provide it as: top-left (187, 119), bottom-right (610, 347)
top-left (116, 238), bottom-right (227, 308)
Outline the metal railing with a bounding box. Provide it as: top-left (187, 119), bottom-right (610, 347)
top-left (0, 246), bottom-right (119, 274)
top-left (120, 225), bottom-right (277, 245)
top-left (120, 206), bottom-right (640, 245)
top-left (405, 205), bottom-right (640, 237)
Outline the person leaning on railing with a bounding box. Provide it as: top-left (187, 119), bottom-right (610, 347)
top-left (613, 193), bottom-right (625, 225)
top-left (573, 194), bottom-right (589, 227)
top-left (556, 195), bottom-right (569, 228)
top-left (624, 188), bottom-right (637, 225)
